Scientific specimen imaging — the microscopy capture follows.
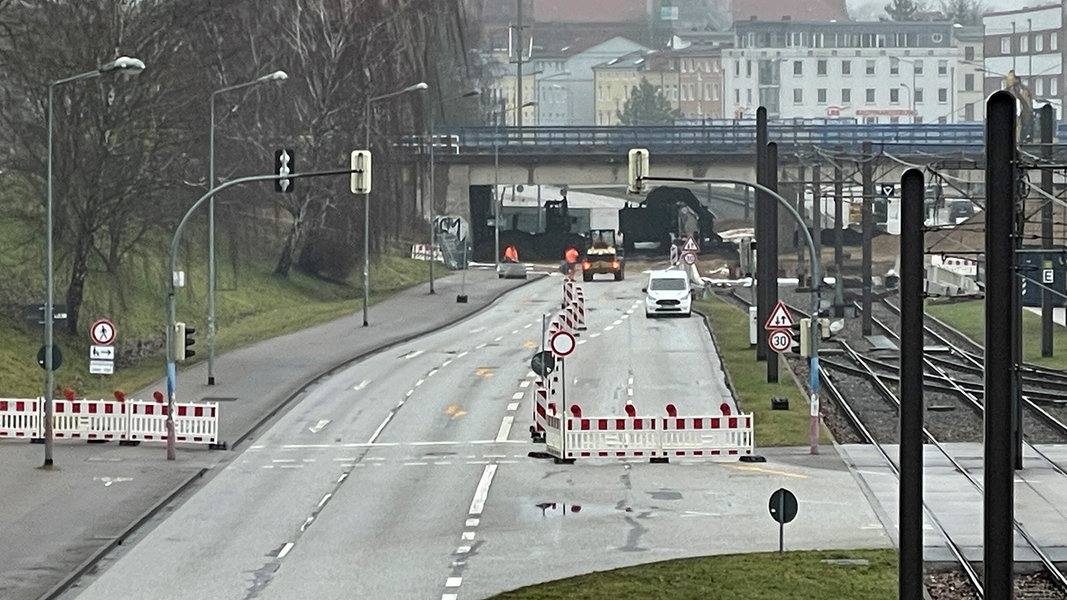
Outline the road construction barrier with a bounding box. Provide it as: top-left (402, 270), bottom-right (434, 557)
top-left (544, 403), bottom-right (754, 462)
top-left (0, 396), bottom-right (220, 447)
top-left (573, 288), bottom-right (587, 330)
top-left (0, 398), bottom-right (40, 439)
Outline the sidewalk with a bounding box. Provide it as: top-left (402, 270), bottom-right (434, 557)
top-left (0, 265), bottom-right (541, 600)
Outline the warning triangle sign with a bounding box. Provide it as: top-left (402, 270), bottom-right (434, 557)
top-left (764, 300), bottom-right (794, 330)
top-left (682, 237), bottom-right (698, 252)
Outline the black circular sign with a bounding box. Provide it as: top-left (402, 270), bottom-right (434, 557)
top-left (530, 350), bottom-right (556, 377)
top-left (36, 344), bottom-right (63, 371)
top-left (768, 488), bottom-right (798, 524)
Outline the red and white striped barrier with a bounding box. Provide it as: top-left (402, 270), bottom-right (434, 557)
top-left (562, 278), bottom-right (575, 309)
top-left (0, 396), bottom-right (221, 447)
top-left (573, 288), bottom-right (587, 330)
top-left (544, 403), bottom-right (754, 462)
top-left (0, 398), bottom-right (40, 439)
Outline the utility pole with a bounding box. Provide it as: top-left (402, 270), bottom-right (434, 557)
top-left (513, 0), bottom-right (526, 130)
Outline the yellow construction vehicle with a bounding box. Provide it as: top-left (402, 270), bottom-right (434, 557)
top-left (581, 229), bottom-right (624, 282)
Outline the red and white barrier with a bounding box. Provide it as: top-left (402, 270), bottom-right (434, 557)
top-left (544, 403), bottom-right (754, 462)
top-left (573, 288), bottom-right (587, 330)
top-left (0, 398), bottom-right (40, 439)
top-left (0, 396), bottom-right (220, 446)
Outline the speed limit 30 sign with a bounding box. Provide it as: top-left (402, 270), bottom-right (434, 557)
top-left (768, 328), bottom-right (792, 354)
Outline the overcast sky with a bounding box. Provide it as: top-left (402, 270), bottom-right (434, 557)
top-left (847, 0), bottom-right (1051, 16)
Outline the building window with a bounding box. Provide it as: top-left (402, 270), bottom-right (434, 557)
top-left (1051, 33), bottom-right (1058, 51)
top-left (965, 103), bottom-right (975, 121)
top-left (866, 88), bottom-right (875, 103)
top-left (916, 88), bottom-right (924, 103)
top-left (1021, 35), bottom-right (1029, 53)
top-left (842, 60), bottom-right (852, 76)
top-left (914, 60), bottom-right (924, 75)
top-left (1001, 37), bottom-right (1011, 54)
top-left (938, 60), bottom-right (947, 76)
top-left (794, 60), bottom-right (803, 76)
top-left (1036, 35), bottom-right (1044, 52)
top-left (735, 61), bottom-right (740, 76)
top-left (938, 115), bottom-right (947, 123)
top-left (890, 88), bottom-right (900, 104)
top-left (1036, 78), bottom-right (1044, 96)
top-left (735, 89), bottom-right (741, 103)
top-left (747, 89), bottom-right (753, 104)
top-left (817, 60), bottom-right (827, 76)
top-left (1051, 78), bottom-right (1058, 96)
top-left (866, 60), bottom-right (876, 75)
top-left (938, 88), bottom-right (947, 103)
top-left (964, 73), bottom-right (974, 91)
top-left (915, 115), bottom-right (923, 124)
top-left (965, 46), bottom-right (975, 61)
top-left (794, 88), bottom-right (803, 104)
top-left (746, 60), bottom-right (752, 77)
top-left (890, 116), bottom-right (900, 123)
top-left (842, 88), bottom-right (851, 103)
top-left (817, 88), bottom-right (827, 103)
top-left (890, 58), bottom-right (899, 75)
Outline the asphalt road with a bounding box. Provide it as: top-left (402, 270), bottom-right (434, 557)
top-left (59, 270), bottom-right (889, 600)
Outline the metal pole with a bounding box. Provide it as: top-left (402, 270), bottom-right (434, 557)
top-left (861, 140), bottom-right (873, 336)
top-left (833, 146), bottom-right (844, 317)
top-left (363, 94), bottom-right (371, 326)
top-left (755, 107), bottom-right (768, 362)
top-left (984, 89), bottom-right (1016, 599)
top-left (899, 167), bottom-right (925, 600)
top-left (429, 109), bottom-right (436, 294)
top-left (515, 0), bottom-right (524, 131)
top-left (1041, 104), bottom-right (1055, 356)
top-left (494, 126), bottom-right (500, 272)
top-left (766, 142), bottom-right (779, 383)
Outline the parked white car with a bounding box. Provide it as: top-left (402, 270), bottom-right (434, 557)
top-left (643, 269), bottom-right (692, 318)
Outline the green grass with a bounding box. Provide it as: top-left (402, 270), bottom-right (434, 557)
top-left (695, 293), bottom-right (833, 447)
top-left (925, 298), bottom-right (1067, 369)
top-left (491, 549), bottom-right (898, 600)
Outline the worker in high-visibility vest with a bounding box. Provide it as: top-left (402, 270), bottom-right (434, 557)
top-left (563, 247), bottom-right (579, 277)
top-left (504, 245), bottom-right (519, 263)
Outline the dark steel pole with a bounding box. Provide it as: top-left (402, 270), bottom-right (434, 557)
top-left (984, 90), bottom-right (1016, 600)
top-left (833, 146), bottom-right (845, 318)
top-left (861, 140), bottom-right (873, 336)
top-left (756, 107), bottom-right (769, 362)
top-left (812, 164), bottom-right (822, 273)
top-left (1040, 104), bottom-right (1054, 357)
top-left (766, 142), bottom-right (780, 383)
top-left (899, 168), bottom-right (925, 600)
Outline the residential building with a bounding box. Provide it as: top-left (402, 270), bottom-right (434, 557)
top-left (982, 5), bottom-right (1063, 121)
top-left (724, 18), bottom-right (969, 123)
top-left (593, 50), bottom-right (678, 125)
top-left (670, 33), bottom-right (733, 121)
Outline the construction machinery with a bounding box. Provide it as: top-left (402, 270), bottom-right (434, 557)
top-left (582, 229), bottom-right (624, 281)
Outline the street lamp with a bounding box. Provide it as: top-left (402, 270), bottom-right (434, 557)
top-left (899, 83), bottom-right (914, 122)
top-left (896, 57), bottom-right (919, 123)
top-left (207, 69), bottom-right (287, 386)
top-left (44, 56), bottom-right (145, 468)
top-left (363, 82), bottom-right (429, 326)
top-left (428, 89), bottom-right (480, 295)
top-left (493, 101), bottom-right (536, 273)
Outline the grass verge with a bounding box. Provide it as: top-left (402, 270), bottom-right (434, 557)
top-left (925, 298), bottom-right (1067, 369)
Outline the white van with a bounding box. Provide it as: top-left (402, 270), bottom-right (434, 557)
top-left (643, 269), bottom-right (692, 318)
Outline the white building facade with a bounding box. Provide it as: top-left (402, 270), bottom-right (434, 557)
top-left (723, 19), bottom-right (981, 124)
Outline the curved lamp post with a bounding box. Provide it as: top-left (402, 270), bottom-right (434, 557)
top-left (492, 101), bottom-right (536, 272)
top-left (207, 69), bottom-right (288, 385)
top-left (44, 56), bottom-right (145, 467)
top-left (363, 82), bottom-right (429, 326)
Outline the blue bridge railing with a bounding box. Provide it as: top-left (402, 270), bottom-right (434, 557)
top-left (429, 123), bottom-right (1067, 155)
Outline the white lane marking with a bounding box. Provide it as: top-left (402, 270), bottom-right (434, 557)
top-left (465, 518), bottom-right (479, 527)
top-left (476, 343), bottom-right (487, 349)
top-left (368, 411), bottom-right (396, 444)
top-left (468, 464), bottom-right (498, 515)
top-left (577, 339), bottom-right (587, 345)
top-left (352, 380), bottom-right (369, 391)
top-left (507, 402), bottom-right (519, 411)
top-left (403, 350), bottom-right (424, 360)
top-left (511, 392), bottom-right (524, 400)
top-left (495, 416), bottom-right (514, 442)
top-left (511, 329), bottom-right (519, 334)
top-left (605, 325), bottom-right (614, 331)
top-left (415, 378), bottom-right (425, 387)
top-left (590, 332), bottom-right (601, 338)
top-left (272, 459), bottom-right (297, 463)
top-left (318, 494), bottom-right (332, 509)
top-left (613, 319), bottom-right (623, 325)
top-left (308, 420), bottom-right (330, 434)
top-left (443, 594), bottom-right (458, 600)
top-left (519, 380), bottom-right (531, 388)
top-left (442, 359), bottom-right (454, 367)
top-left (405, 389), bottom-right (414, 398)
top-left (457, 351), bottom-right (469, 358)
top-left (456, 545), bottom-right (472, 554)
top-left (469, 326), bottom-right (487, 334)
top-left (446, 577), bottom-right (462, 587)
top-left (404, 462), bottom-right (429, 466)
top-left (461, 531), bottom-right (476, 541)
top-left (428, 368), bottom-right (439, 377)
top-left (628, 376), bottom-right (634, 385)
top-left (494, 336), bottom-right (503, 342)
top-left (277, 542), bottom-right (294, 559)
top-left (524, 322), bottom-right (533, 328)
top-left (620, 314), bottom-right (630, 320)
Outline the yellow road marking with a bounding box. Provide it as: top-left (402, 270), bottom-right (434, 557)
top-left (729, 465), bottom-right (808, 478)
top-left (474, 367), bottom-right (494, 378)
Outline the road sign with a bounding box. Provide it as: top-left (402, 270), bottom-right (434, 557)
top-left (768, 329), bottom-right (792, 353)
top-left (549, 330), bottom-right (576, 357)
top-left (90, 345), bottom-right (115, 360)
top-left (36, 345), bottom-right (62, 371)
top-left (682, 252), bottom-right (697, 265)
top-left (530, 350), bottom-right (556, 376)
top-left (768, 487), bottom-right (798, 524)
top-left (1044, 268), bottom-right (1054, 284)
top-left (880, 183), bottom-right (895, 197)
top-left (764, 301), bottom-right (794, 330)
top-left (89, 360), bottom-right (114, 375)
top-left (682, 237), bottom-right (699, 252)
top-left (90, 319), bottom-right (116, 345)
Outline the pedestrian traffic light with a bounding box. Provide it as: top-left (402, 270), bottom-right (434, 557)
top-left (174, 322), bottom-right (196, 361)
top-left (350, 150), bottom-right (372, 194)
top-left (627, 148), bottom-right (649, 194)
top-left (274, 148), bottom-right (295, 193)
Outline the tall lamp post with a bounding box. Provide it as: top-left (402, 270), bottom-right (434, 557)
top-left (428, 90), bottom-right (480, 294)
top-left (899, 83), bottom-right (913, 122)
top-left (207, 69), bottom-right (287, 385)
top-left (492, 101), bottom-right (536, 272)
top-left (363, 82), bottom-right (429, 326)
top-left (44, 56), bottom-right (145, 468)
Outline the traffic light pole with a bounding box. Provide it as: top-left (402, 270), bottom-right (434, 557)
top-left (165, 167), bottom-right (358, 460)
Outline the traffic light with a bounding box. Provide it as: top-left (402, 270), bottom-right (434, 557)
top-left (174, 322), bottom-right (196, 361)
top-left (350, 150), bottom-right (372, 194)
top-left (797, 318), bottom-right (831, 357)
top-left (274, 148), bottom-right (295, 193)
top-left (627, 148), bottom-right (649, 194)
